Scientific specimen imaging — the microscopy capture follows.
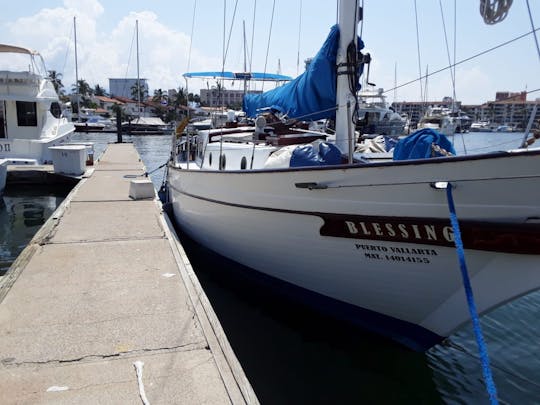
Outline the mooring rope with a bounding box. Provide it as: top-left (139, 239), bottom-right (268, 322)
top-left (446, 184), bottom-right (499, 404)
top-left (143, 161), bottom-right (168, 177)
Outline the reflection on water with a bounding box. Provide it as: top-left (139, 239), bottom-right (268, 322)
top-left (0, 186), bottom-right (68, 275)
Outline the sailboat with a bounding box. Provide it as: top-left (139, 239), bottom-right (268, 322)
top-left (167, 0), bottom-right (540, 351)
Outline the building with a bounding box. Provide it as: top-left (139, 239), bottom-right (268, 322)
top-left (392, 91), bottom-right (539, 129)
top-left (109, 78), bottom-right (149, 99)
top-left (495, 91), bottom-right (526, 102)
top-left (92, 95), bottom-right (121, 116)
top-left (200, 88), bottom-right (262, 107)
top-left (462, 100), bottom-right (539, 128)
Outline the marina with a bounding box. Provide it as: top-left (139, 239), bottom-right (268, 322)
top-left (1, 0), bottom-right (540, 403)
top-left (3, 131), bottom-right (539, 403)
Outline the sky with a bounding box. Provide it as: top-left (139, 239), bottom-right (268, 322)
top-left (1, 0), bottom-right (539, 105)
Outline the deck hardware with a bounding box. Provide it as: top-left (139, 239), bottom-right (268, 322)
top-left (295, 182), bottom-right (328, 190)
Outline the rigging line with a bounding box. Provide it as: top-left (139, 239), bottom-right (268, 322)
top-left (383, 28), bottom-right (540, 95)
top-left (296, 0), bottom-right (303, 77)
top-left (453, 0), bottom-right (457, 107)
top-left (121, 26), bottom-right (136, 98)
top-left (186, 0), bottom-right (197, 73)
top-left (61, 23), bottom-right (73, 77)
top-left (453, 0), bottom-right (467, 154)
top-left (219, 0), bottom-right (227, 110)
top-left (525, 0), bottom-right (540, 64)
top-left (222, 0), bottom-right (239, 67)
top-left (249, 0), bottom-right (257, 73)
top-left (247, 0), bottom-right (257, 92)
top-left (413, 0), bottom-right (424, 104)
top-left (438, 0), bottom-right (456, 103)
top-left (261, 0), bottom-right (277, 92)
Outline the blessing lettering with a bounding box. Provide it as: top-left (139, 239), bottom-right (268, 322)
top-left (344, 221), bottom-right (454, 243)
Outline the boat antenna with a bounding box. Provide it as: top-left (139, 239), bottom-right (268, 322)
top-left (74, 16), bottom-right (81, 122)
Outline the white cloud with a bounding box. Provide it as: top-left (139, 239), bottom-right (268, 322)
top-left (3, 1), bottom-right (219, 95)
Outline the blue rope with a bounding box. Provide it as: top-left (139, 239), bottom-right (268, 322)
top-left (446, 184), bottom-right (499, 404)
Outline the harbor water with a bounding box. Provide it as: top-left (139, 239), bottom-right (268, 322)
top-left (1, 131), bottom-right (539, 403)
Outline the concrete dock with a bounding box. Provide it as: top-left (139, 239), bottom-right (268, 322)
top-left (0, 143), bottom-right (257, 404)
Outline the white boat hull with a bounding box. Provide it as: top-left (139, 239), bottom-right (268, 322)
top-left (168, 150), bottom-right (540, 350)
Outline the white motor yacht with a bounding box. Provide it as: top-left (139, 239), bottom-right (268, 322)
top-left (0, 44), bottom-right (74, 165)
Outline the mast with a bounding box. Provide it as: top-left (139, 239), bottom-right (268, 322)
top-left (335, 0), bottom-right (360, 156)
top-left (74, 16), bottom-right (80, 121)
top-left (136, 19), bottom-right (141, 119)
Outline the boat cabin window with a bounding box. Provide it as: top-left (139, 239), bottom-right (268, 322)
top-left (240, 156), bottom-right (247, 170)
top-left (50, 102), bottom-right (62, 118)
top-left (16, 101), bottom-right (37, 126)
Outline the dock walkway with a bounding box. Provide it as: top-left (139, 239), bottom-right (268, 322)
top-left (0, 143), bottom-right (257, 404)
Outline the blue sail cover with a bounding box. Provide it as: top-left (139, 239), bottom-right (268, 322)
top-left (393, 128), bottom-right (457, 160)
top-left (243, 25), bottom-right (364, 121)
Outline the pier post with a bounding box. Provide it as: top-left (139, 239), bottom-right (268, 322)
top-left (116, 109), bottom-right (123, 143)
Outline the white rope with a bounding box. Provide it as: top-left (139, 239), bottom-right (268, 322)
top-left (480, 0), bottom-right (513, 25)
top-left (133, 361), bottom-right (150, 405)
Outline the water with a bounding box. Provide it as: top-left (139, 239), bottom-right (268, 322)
top-left (0, 185), bottom-right (69, 275)
top-left (1, 131), bottom-right (539, 403)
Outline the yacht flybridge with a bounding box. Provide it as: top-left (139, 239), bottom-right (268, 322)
top-left (0, 44), bottom-right (74, 165)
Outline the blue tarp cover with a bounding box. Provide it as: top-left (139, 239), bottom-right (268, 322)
top-left (392, 128), bottom-right (456, 160)
top-left (243, 25), bottom-right (364, 121)
top-left (290, 142), bottom-right (342, 167)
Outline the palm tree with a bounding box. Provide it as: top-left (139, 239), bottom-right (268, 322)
top-left (71, 79), bottom-right (93, 97)
top-left (93, 84), bottom-right (107, 96)
top-left (152, 88), bottom-right (168, 105)
top-left (130, 83), bottom-right (148, 102)
top-left (172, 86), bottom-right (187, 108)
top-left (48, 70), bottom-right (64, 95)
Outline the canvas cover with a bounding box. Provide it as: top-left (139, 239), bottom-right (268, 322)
top-left (393, 128), bottom-right (457, 160)
top-left (243, 25), bottom-right (364, 121)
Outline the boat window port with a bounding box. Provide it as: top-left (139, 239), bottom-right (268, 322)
top-left (50, 102), bottom-right (62, 118)
top-left (219, 154), bottom-right (226, 170)
top-left (209, 152), bottom-right (212, 166)
top-left (241, 156), bottom-right (247, 169)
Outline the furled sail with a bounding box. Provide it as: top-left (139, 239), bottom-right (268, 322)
top-left (243, 25), bottom-right (364, 121)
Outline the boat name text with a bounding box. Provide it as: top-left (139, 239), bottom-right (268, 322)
top-left (344, 220), bottom-right (454, 243)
